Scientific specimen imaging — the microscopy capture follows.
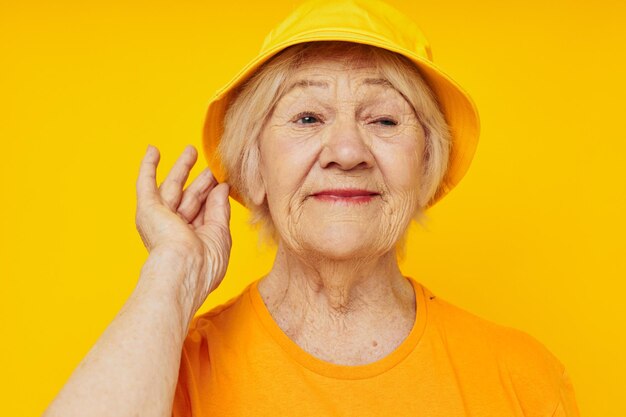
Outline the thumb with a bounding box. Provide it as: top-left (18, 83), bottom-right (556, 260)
top-left (203, 182), bottom-right (231, 227)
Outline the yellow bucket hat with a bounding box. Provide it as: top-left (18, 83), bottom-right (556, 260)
top-left (202, 0), bottom-right (480, 208)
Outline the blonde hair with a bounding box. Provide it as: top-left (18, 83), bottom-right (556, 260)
top-left (218, 41), bottom-right (451, 253)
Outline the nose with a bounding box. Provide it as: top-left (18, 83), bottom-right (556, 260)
top-left (318, 116), bottom-right (375, 171)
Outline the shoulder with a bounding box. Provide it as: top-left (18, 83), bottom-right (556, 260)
top-left (182, 282), bottom-right (257, 351)
top-left (422, 284), bottom-right (563, 362)
top-left (421, 285), bottom-right (569, 414)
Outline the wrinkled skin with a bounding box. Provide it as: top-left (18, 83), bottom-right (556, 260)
top-left (253, 55), bottom-right (425, 261)
top-left (253, 52), bottom-right (425, 364)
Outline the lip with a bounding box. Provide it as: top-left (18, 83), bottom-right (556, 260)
top-left (311, 189), bottom-right (380, 204)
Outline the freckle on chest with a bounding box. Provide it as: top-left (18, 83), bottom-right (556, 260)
top-left (371, 340), bottom-right (378, 347)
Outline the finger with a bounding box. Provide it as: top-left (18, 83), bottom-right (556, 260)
top-left (177, 167), bottom-right (217, 223)
top-left (158, 145), bottom-right (198, 211)
top-left (191, 200), bottom-right (207, 229)
top-left (136, 145), bottom-right (161, 207)
top-left (203, 182), bottom-right (231, 227)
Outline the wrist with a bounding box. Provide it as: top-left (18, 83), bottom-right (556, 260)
top-left (144, 245), bottom-right (205, 277)
top-left (137, 247), bottom-right (206, 324)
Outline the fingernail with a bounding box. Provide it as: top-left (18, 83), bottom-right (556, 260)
top-left (146, 144), bottom-right (158, 156)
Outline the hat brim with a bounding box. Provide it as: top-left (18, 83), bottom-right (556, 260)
top-left (202, 30), bottom-right (480, 209)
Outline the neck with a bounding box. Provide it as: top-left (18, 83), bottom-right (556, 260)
top-left (257, 241), bottom-right (417, 365)
top-left (259, 240), bottom-right (412, 318)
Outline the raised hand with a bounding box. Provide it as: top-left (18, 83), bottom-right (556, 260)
top-left (135, 144), bottom-right (232, 311)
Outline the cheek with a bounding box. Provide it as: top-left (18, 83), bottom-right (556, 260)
top-left (260, 128), bottom-right (320, 206)
top-left (375, 140), bottom-right (422, 192)
top-left (373, 137), bottom-right (424, 223)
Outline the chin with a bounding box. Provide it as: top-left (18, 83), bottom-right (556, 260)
top-left (301, 223), bottom-right (389, 261)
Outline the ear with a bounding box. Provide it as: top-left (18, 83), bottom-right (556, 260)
top-left (417, 182), bottom-right (428, 209)
top-left (249, 170), bottom-right (267, 206)
top-left (248, 144), bottom-right (267, 206)
top-left (244, 138), bottom-right (268, 207)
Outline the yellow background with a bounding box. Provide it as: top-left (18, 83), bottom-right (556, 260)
top-left (1, 0), bottom-right (624, 415)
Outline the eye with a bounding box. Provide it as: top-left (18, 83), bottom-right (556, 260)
top-left (300, 116), bottom-right (319, 124)
top-left (293, 112), bottom-right (323, 125)
top-left (372, 118), bottom-right (398, 126)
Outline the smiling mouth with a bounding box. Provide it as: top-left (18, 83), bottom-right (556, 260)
top-left (310, 189), bottom-right (380, 204)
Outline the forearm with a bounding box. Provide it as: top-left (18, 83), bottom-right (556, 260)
top-left (43, 250), bottom-right (201, 417)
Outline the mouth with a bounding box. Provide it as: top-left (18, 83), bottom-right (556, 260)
top-left (310, 189), bottom-right (380, 204)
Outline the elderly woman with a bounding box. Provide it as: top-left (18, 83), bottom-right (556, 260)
top-left (44, 0), bottom-right (580, 416)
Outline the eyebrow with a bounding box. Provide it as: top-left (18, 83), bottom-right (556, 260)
top-left (361, 77), bottom-right (394, 88)
top-left (283, 77), bottom-right (394, 96)
top-left (284, 79), bottom-right (329, 96)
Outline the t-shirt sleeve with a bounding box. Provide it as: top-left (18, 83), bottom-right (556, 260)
top-left (551, 369), bottom-right (581, 417)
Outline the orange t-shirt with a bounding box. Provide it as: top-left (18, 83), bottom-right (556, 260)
top-left (172, 277), bottom-right (580, 416)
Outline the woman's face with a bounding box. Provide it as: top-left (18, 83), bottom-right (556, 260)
top-left (255, 52), bottom-right (425, 260)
